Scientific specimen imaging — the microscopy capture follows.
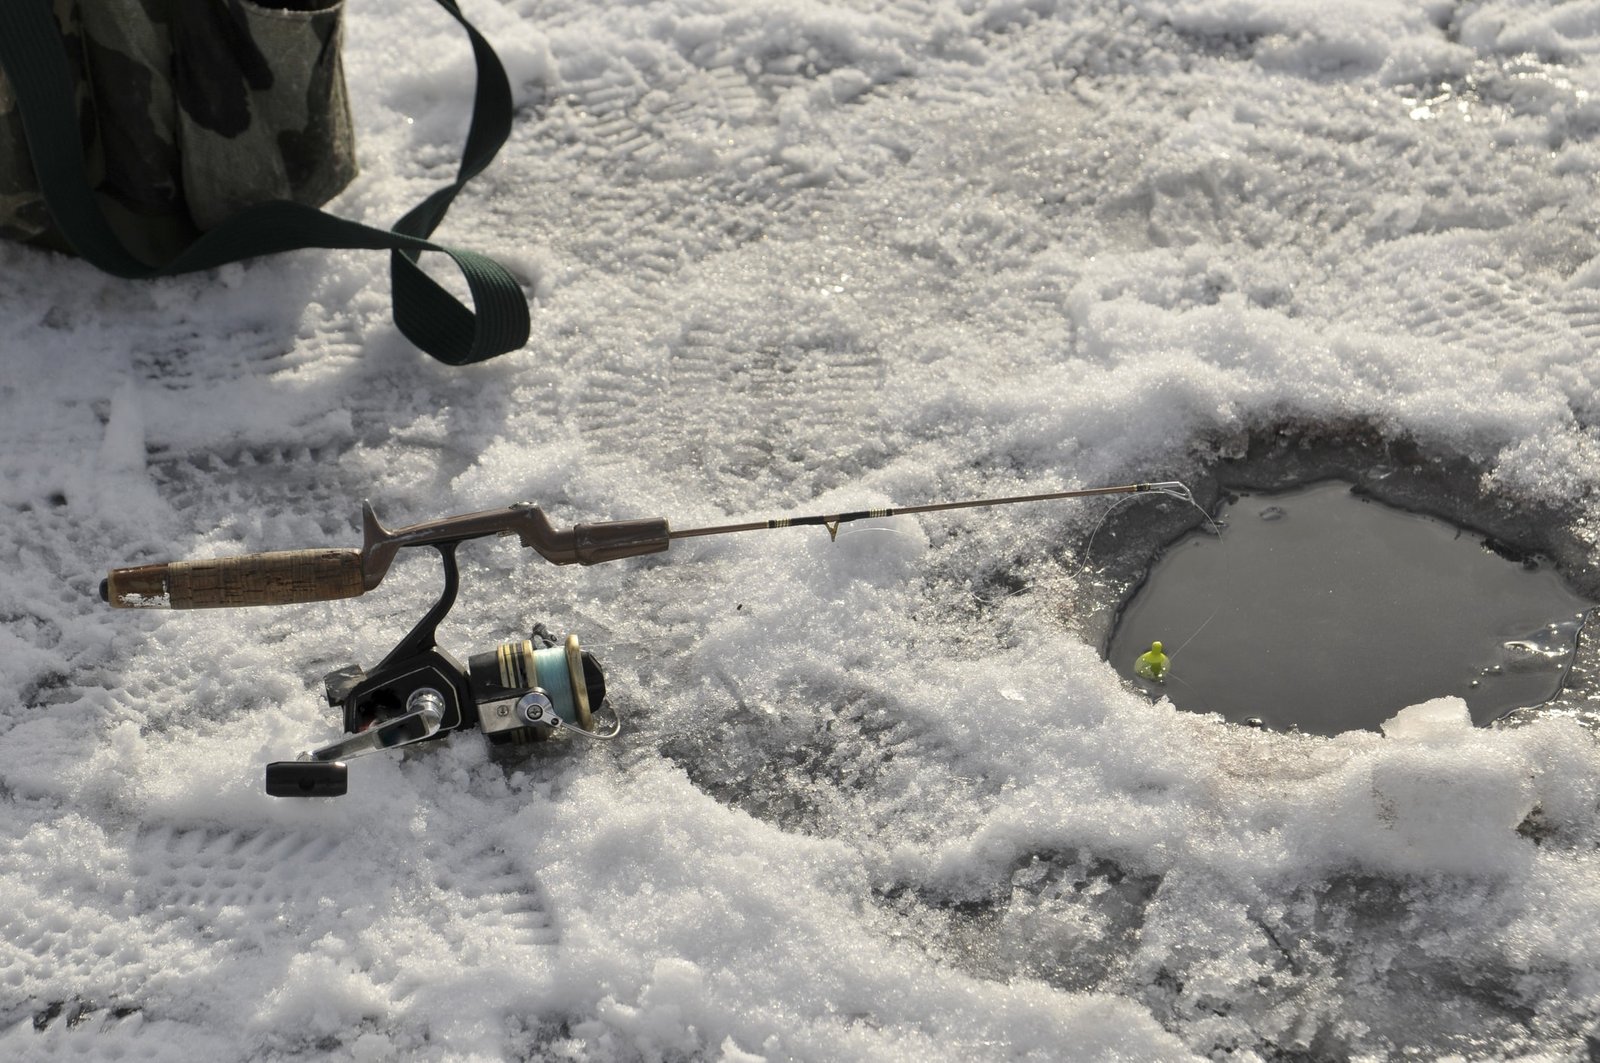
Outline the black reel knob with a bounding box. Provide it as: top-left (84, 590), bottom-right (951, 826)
top-left (265, 760), bottom-right (349, 798)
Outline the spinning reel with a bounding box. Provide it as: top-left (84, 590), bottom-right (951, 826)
top-left (264, 542), bottom-right (614, 798)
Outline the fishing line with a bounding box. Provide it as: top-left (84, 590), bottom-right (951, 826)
top-left (968, 485), bottom-right (1166, 607)
top-left (1071, 482), bottom-right (1229, 690)
top-left (1065, 494), bottom-right (1137, 588)
top-left (1159, 490), bottom-right (1228, 662)
top-left (1097, 484), bottom-right (1228, 704)
top-left (1165, 670), bottom-right (1213, 714)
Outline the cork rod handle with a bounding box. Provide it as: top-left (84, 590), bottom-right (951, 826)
top-left (102, 548), bottom-right (367, 609)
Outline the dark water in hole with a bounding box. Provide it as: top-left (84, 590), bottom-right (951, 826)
top-left (1107, 481), bottom-right (1595, 735)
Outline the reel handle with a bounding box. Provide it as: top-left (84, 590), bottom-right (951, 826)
top-left (101, 548), bottom-right (366, 609)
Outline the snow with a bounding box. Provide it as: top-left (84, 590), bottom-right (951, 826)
top-left (4, 0), bottom-right (1600, 1058)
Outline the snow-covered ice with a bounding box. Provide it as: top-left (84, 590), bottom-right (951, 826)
top-left (5, 0), bottom-right (1600, 1058)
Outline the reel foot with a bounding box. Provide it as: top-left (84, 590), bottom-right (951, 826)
top-left (266, 760), bottom-right (349, 798)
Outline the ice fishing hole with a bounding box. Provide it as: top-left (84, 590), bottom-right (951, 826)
top-left (1106, 480), bottom-right (1595, 735)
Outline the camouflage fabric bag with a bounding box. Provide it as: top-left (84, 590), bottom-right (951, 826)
top-left (1, 0), bottom-right (356, 265)
top-left (0, 0), bottom-right (529, 365)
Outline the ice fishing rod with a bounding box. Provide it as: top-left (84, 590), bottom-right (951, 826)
top-left (100, 479), bottom-right (1194, 797)
top-left (100, 481), bottom-right (1192, 610)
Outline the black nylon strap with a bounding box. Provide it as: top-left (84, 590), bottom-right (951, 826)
top-left (0, 0), bottom-right (530, 365)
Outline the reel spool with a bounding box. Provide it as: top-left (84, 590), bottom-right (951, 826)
top-left (469, 634), bottom-right (604, 742)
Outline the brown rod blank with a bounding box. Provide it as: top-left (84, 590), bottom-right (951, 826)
top-left (668, 482), bottom-right (1172, 542)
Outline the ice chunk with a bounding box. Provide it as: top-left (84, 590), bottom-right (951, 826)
top-left (1379, 697), bottom-right (1473, 743)
top-left (1366, 699), bottom-right (1537, 875)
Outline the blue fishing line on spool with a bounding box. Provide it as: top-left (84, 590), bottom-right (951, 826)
top-left (531, 642), bottom-right (580, 725)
